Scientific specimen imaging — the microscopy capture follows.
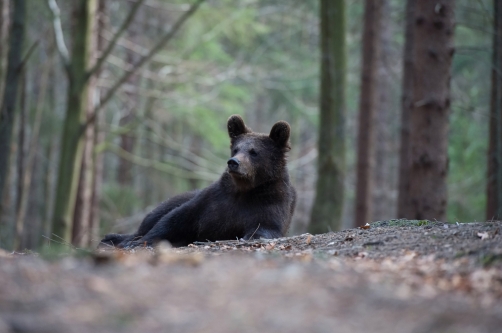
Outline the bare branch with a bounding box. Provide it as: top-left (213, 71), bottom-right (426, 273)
top-left (17, 41), bottom-right (39, 73)
top-left (47, 0), bottom-right (70, 68)
top-left (103, 142), bottom-right (218, 182)
top-left (86, 0), bottom-right (146, 79)
top-left (86, 0), bottom-right (205, 126)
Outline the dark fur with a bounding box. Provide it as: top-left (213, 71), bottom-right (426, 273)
top-left (100, 115), bottom-right (296, 248)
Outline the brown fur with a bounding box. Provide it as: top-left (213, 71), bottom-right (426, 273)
top-left (100, 115), bottom-right (296, 248)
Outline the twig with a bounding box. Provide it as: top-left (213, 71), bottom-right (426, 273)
top-left (42, 235), bottom-right (75, 249)
top-left (83, 0), bottom-right (206, 132)
top-left (46, 0), bottom-right (70, 69)
top-left (86, 0), bottom-right (146, 79)
top-left (17, 41), bottom-right (39, 73)
top-left (248, 223), bottom-right (261, 240)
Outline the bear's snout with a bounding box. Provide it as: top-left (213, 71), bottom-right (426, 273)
top-left (227, 157), bottom-right (240, 171)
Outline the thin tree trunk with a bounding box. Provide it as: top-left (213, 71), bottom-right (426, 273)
top-left (52, 0), bottom-right (97, 242)
top-left (42, 137), bottom-right (57, 241)
top-left (117, 6), bottom-right (142, 187)
top-left (89, 0), bottom-right (107, 247)
top-left (72, 0), bottom-right (100, 247)
top-left (372, 0), bottom-right (396, 221)
top-left (487, 0), bottom-right (502, 221)
top-left (354, 0), bottom-right (383, 227)
top-left (408, 1), bottom-right (455, 221)
top-left (13, 72), bottom-right (27, 250)
top-left (309, 0), bottom-right (346, 234)
top-left (14, 57), bottom-right (51, 250)
top-left (0, 0), bottom-right (10, 105)
top-left (397, 0), bottom-right (416, 218)
top-left (0, 0), bottom-right (26, 213)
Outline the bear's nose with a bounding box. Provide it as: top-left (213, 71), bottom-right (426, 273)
top-left (227, 157), bottom-right (240, 170)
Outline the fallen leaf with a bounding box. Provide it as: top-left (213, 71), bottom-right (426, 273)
top-left (477, 232), bottom-right (489, 240)
top-left (306, 235), bottom-right (312, 245)
top-left (359, 223), bottom-right (371, 230)
top-left (265, 243), bottom-right (276, 250)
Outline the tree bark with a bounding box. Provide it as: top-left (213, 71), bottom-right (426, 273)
top-left (487, 0), bottom-right (502, 221)
top-left (0, 0), bottom-right (10, 105)
top-left (372, 0), bottom-right (397, 221)
top-left (408, 1), bottom-right (455, 221)
top-left (397, 0), bottom-right (416, 218)
top-left (89, 0), bottom-right (107, 247)
top-left (354, 0), bottom-right (383, 227)
top-left (309, 0), bottom-right (346, 234)
top-left (0, 0), bottom-right (26, 214)
top-left (13, 72), bottom-right (27, 250)
top-left (72, 0), bottom-right (101, 247)
top-left (52, 0), bottom-right (97, 242)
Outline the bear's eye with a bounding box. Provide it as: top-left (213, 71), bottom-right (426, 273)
top-left (232, 148), bottom-right (238, 155)
top-left (249, 149), bottom-right (258, 157)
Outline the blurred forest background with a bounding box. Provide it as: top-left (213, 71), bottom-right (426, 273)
top-left (0, 0), bottom-right (500, 251)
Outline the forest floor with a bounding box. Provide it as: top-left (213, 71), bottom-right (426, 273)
top-left (0, 220), bottom-right (501, 333)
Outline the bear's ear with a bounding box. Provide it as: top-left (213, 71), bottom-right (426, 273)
top-left (269, 121), bottom-right (291, 148)
top-left (227, 115), bottom-right (249, 138)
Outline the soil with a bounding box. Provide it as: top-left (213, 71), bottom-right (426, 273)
top-left (0, 220), bottom-right (501, 333)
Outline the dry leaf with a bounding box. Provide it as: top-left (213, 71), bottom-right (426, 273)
top-left (477, 232), bottom-right (489, 240)
top-left (306, 235), bottom-right (312, 245)
top-left (359, 223), bottom-right (371, 230)
top-left (265, 243), bottom-right (276, 251)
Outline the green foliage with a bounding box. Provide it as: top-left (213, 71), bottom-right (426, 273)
top-left (448, 0), bottom-right (492, 222)
top-left (101, 183), bottom-right (142, 218)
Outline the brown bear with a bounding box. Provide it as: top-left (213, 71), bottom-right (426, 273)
top-left (100, 115), bottom-right (296, 248)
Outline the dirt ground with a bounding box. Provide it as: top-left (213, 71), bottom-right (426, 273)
top-left (0, 220), bottom-right (501, 333)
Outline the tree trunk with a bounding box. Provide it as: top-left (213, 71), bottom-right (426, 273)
top-left (89, 0), bottom-right (107, 247)
top-left (52, 0), bottom-right (97, 242)
top-left (0, 0), bottom-right (26, 214)
top-left (0, 0), bottom-right (10, 105)
top-left (72, 0), bottom-right (101, 247)
top-left (372, 0), bottom-right (396, 221)
top-left (397, 0), bottom-right (416, 218)
top-left (487, 0), bottom-right (502, 221)
top-left (309, 0), bottom-right (346, 234)
top-left (117, 6), bottom-right (142, 187)
top-left (408, 1), bottom-right (455, 221)
top-left (354, 0), bottom-right (383, 227)
top-left (42, 137), bottom-right (57, 241)
top-left (13, 72), bottom-right (27, 250)
top-left (14, 56), bottom-right (51, 250)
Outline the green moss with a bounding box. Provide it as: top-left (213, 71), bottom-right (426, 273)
top-left (370, 219), bottom-right (431, 228)
top-left (480, 253), bottom-right (502, 267)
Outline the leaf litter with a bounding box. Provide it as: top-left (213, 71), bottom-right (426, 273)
top-left (0, 220), bottom-right (501, 333)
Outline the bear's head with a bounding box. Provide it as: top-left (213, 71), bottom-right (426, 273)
top-left (226, 115), bottom-right (291, 191)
